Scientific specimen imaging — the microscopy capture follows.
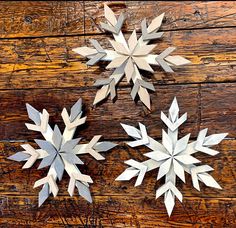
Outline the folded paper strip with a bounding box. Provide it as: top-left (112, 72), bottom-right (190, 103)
top-left (73, 4), bottom-right (191, 109)
top-left (8, 99), bottom-right (116, 206)
top-left (116, 97), bottom-right (227, 216)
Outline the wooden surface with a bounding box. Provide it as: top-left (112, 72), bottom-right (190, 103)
top-left (0, 1), bottom-right (236, 227)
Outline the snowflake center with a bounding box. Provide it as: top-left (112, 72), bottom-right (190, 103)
top-left (122, 47), bottom-right (136, 58)
top-left (128, 47), bottom-right (136, 57)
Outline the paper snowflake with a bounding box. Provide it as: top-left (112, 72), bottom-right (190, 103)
top-left (8, 99), bottom-right (116, 206)
top-left (73, 4), bottom-right (190, 109)
top-left (116, 98), bottom-right (227, 216)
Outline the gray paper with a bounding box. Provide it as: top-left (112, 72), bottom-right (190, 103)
top-left (8, 152), bottom-right (30, 162)
top-left (35, 139), bottom-right (57, 155)
top-left (116, 97), bottom-right (227, 216)
top-left (52, 125), bottom-right (62, 151)
top-left (76, 181), bottom-right (93, 203)
top-left (38, 153), bottom-right (56, 169)
top-left (26, 103), bottom-right (41, 125)
top-left (70, 98), bottom-right (82, 122)
top-left (60, 138), bottom-right (81, 152)
top-left (73, 4), bottom-right (191, 109)
top-left (38, 183), bottom-right (49, 207)
top-left (94, 142), bottom-right (117, 152)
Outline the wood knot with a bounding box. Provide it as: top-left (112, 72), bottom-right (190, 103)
top-left (24, 16), bottom-right (32, 24)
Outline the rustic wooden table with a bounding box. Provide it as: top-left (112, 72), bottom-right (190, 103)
top-left (0, 1), bottom-right (235, 227)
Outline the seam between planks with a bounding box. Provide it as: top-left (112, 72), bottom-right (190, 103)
top-left (0, 194), bottom-right (235, 199)
top-left (0, 25), bottom-right (236, 40)
top-left (0, 81), bottom-right (235, 92)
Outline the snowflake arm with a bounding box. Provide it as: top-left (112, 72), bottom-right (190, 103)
top-left (73, 4), bottom-right (191, 109)
top-left (8, 99), bottom-right (117, 206)
top-left (116, 123), bottom-right (165, 185)
top-left (116, 97), bottom-right (227, 216)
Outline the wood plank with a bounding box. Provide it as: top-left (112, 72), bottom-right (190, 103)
top-left (0, 27), bottom-right (235, 90)
top-left (201, 83), bottom-right (236, 136)
top-left (0, 1), bottom-right (235, 226)
top-left (1, 139), bottom-right (235, 198)
top-left (85, 1), bottom-right (236, 33)
top-left (0, 195), bottom-right (235, 227)
top-left (0, 84), bottom-right (200, 140)
top-left (1, 1), bottom-right (236, 38)
top-left (0, 1), bottom-right (85, 38)
top-left (0, 83), bottom-right (235, 140)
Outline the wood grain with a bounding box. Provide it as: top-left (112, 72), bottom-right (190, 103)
top-left (0, 84), bottom-right (199, 140)
top-left (1, 140), bottom-right (235, 198)
top-left (201, 83), bottom-right (236, 135)
top-left (0, 195), bottom-right (235, 227)
top-left (0, 83), bottom-right (235, 140)
top-left (0, 27), bottom-right (235, 90)
top-left (1, 1), bottom-right (236, 38)
top-left (85, 1), bottom-right (236, 33)
top-left (0, 1), bottom-right (236, 227)
top-left (0, 1), bottom-right (85, 38)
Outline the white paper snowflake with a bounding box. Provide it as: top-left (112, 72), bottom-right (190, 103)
top-left (116, 97), bottom-right (227, 216)
top-left (8, 99), bottom-right (116, 206)
top-left (73, 4), bottom-right (190, 109)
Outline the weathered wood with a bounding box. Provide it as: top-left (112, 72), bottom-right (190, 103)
top-left (85, 1), bottom-right (236, 33)
top-left (0, 27), bottom-right (236, 90)
top-left (201, 83), bottom-right (236, 136)
top-left (0, 83), bottom-right (235, 140)
top-left (0, 1), bottom-right (236, 38)
top-left (0, 1), bottom-right (235, 226)
top-left (0, 195), bottom-right (235, 227)
top-left (0, 84), bottom-right (200, 140)
top-left (1, 140), bottom-right (235, 198)
top-left (0, 1), bottom-right (85, 38)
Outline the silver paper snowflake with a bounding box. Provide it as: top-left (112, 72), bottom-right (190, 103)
top-left (116, 98), bottom-right (227, 216)
top-left (73, 4), bottom-right (191, 109)
top-left (8, 99), bottom-right (116, 206)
